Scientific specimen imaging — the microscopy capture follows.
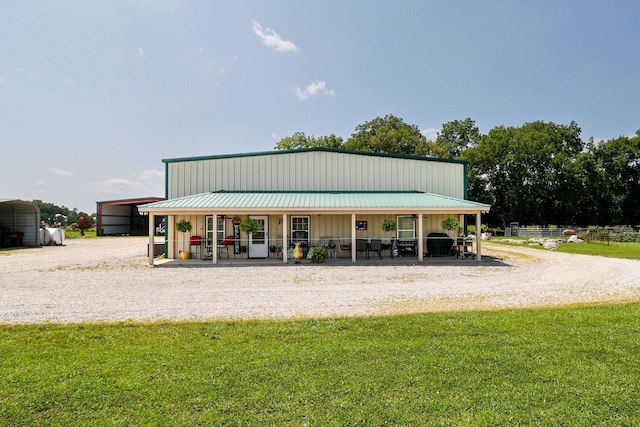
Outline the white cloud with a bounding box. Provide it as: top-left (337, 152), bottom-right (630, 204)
top-left (137, 47), bottom-right (145, 57)
top-left (93, 169), bottom-right (164, 196)
top-left (251, 20), bottom-right (299, 53)
top-left (421, 127), bottom-right (439, 140)
top-left (0, 76), bottom-right (5, 84)
top-left (271, 132), bottom-right (278, 139)
top-left (293, 80), bottom-right (335, 100)
top-left (34, 180), bottom-right (48, 187)
top-left (93, 178), bottom-right (144, 195)
top-left (47, 168), bottom-right (73, 176)
top-left (134, 169), bottom-right (164, 181)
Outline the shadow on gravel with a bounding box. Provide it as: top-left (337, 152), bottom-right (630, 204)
top-left (154, 255), bottom-right (511, 268)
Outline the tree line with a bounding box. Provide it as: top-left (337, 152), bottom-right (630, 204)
top-left (274, 115), bottom-right (640, 228)
top-left (31, 200), bottom-right (93, 228)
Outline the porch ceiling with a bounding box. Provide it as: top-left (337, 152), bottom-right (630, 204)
top-left (138, 191), bottom-right (490, 215)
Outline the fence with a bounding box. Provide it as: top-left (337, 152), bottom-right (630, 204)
top-left (504, 227), bottom-right (565, 238)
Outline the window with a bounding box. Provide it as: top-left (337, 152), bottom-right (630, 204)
top-left (206, 215), bottom-right (226, 245)
top-left (291, 216), bottom-right (310, 244)
top-left (396, 215), bottom-right (415, 240)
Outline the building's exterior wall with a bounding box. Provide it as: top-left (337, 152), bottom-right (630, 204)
top-left (168, 212), bottom-right (461, 256)
top-left (166, 150), bottom-right (466, 200)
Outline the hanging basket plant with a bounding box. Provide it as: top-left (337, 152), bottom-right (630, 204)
top-left (239, 217), bottom-right (260, 235)
top-left (175, 218), bottom-right (192, 233)
top-left (441, 217), bottom-right (459, 235)
top-left (380, 218), bottom-right (397, 232)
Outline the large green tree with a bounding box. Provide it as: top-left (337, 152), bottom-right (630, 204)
top-left (274, 132), bottom-right (344, 150)
top-left (436, 118), bottom-right (481, 158)
top-left (592, 132), bottom-right (640, 225)
top-left (344, 114), bottom-right (428, 156)
top-left (466, 121), bottom-right (584, 227)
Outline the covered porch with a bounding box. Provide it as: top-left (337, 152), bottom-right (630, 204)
top-left (138, 191), bottom-right (491, 266)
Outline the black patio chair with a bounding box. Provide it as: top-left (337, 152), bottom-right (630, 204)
top-left (339, 238), bottom-right (352, 252)
top-left (380, 239), bottom-right (394, 257)
top-left (356, 239), bottom-right (369, 259)
top-left (369, 238), bottom-right (383, 259)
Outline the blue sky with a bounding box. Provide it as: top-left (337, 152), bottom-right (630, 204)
top-left (1, 1), bottom-right (639, 214)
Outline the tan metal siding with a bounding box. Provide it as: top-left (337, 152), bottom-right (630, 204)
top-left (167, 151), bottom-right (466, 199)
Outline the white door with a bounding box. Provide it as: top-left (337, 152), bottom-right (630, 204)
top-left (248, 215), bottom-right (268, 258)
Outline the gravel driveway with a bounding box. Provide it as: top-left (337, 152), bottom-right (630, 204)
top-left (2, 237), bottom-right (640, 324)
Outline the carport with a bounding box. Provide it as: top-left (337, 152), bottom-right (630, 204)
top-left (0, 199), bottom-right (41, 247)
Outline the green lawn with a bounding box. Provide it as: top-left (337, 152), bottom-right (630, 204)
top-left (492, 237), bottom-right (640, 259)
top-left (2, 303), bottom-right (640, 425)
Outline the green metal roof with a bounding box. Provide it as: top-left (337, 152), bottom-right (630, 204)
top-left (162, 146), bottom-right (468, 165)
top-left (138, 191), bottom-right (490, 213)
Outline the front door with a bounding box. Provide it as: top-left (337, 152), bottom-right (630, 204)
top-left (248, 215), bottom-right (268, 258)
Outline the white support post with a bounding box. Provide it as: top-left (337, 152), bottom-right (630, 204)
top-left (282, 213), bottom-right (288, 263)
top-left (351, 213), bottom-right (356, 262)
top-left (417, 213), bottom-right (424, 262)
top-left (212, 213), bottom-right (218, 265)
top-left (168, 216), bottom-right (175, 259)
top-left (476, 212), bottom-right (482, 261)
top-left (148, 213), bottom-right (155, 266)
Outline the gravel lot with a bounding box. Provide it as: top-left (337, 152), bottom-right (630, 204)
top-left (2, 236), bottom-right (640, 324)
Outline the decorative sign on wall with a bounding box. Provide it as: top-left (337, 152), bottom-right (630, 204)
top-left (355, 220), bottom-right (367, 231)
top-left (233, 223), bottom-right (240, 254)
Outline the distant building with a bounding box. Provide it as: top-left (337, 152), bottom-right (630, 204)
top-left (97, 197), bottom-right (164, 236)
top-left (0, 199), bottom-right (40, 247)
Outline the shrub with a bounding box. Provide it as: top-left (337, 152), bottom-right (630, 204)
top-left (310, 246), bottom-right (328, 263)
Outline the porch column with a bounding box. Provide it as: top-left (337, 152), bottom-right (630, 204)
top-left (476, 212), bottom-right (482, 261)
top-left (168, 216), bottom-right (176, 259)
top-left (212, 213), bottom-right (218, 265)
top-left (282, 213), bottom-right (288, 263)
top-left (351, 213), bottom-right (356, 262)
top-left (148, 213), bottom-right (155, 266)
top-left (417, 213), bottom-right (424, 262)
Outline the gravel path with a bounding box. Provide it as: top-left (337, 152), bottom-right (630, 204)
top-left (2, 237), bottom-right (640, 324)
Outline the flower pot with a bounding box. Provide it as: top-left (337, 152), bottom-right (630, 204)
top-left (180, 251), bottom-right (190, 260)
top-left (292, 242), bottom-right (303, 262)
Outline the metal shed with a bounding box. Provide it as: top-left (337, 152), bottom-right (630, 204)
top-left (96, 197), bottom-right (164, 236)
top-left (0, 199), bottom-right (41, 247)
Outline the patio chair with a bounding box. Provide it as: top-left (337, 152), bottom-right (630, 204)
top-left (356, 239), bottom-right (368, 259)
top-left (368, 238), bottom-right (383, 259)
top-left (381, 239), bottom-right (394, 257)
top-left (339, 238), bottom-right (352, 253)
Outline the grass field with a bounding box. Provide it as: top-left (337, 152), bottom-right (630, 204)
top-left (491, 237), bottom-right (640, 259)
top-left (2, 303), bottom-right (640, 425)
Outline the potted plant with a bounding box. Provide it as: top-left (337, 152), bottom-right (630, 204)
top-left (175, 219), bottom-right (192, 259)
top-left (239, 217), bottom-right (260, 235)
top-left (441, 217), bottom-right (460, 238)
top-left (381, 218), bottom-right (397, 232)
top-left (176, 218), bottom-right (192, 233)
top-left (310, 246), bottom-right (328, 263)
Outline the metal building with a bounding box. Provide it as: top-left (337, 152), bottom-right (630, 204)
top-left (0, 199), bottom-right (41, 247)
top-left (139, 148), bottom-right (491, 264)
top-left (97, 197), bottom-right (164, 236)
